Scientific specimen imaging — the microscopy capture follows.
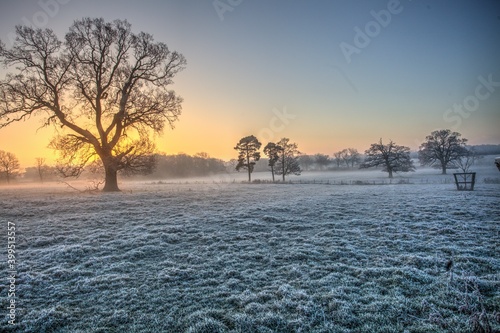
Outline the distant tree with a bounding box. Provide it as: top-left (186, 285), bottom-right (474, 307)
top-left (298, 155), bottom-right (314, 171)
top-left (0, 150), bottom-right (20, 183)
top-left (264, 142), bottom-right (281, 182)
top-left (339, 149), bottom-right (351, 167)
top-left (225, 159), bottom-right (238, 173)
top-left (206, 157), bottom-right (226, 175)
top-left (0, 18), bottom-right (186, 191)
top-left (419, 129), bottom-right (468, 174)
top-left (194, 152), bottom-right (210, 171)
top-left (35, 157), bottom-right (50, 182)
top-left (346, 148), bottom-right (361, 168)
top-left (275, 138), bottom-right (301, 181)
top-left (360, 139), bottom-right (415, 178)
top-left (234, 135), bottom-right (261, 182)
top-left (455, 148), bottom-right (481, 173)
top-left (333, 151), bottom-right (344, 168)
top-left (151, 153), bottom-right (226, 178)
top-left (314, 154), bottom-right (331, 171)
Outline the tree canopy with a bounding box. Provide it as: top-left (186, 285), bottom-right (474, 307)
top-left (234, 135), bottom-right (261, 182)
top-left (360, 139), bottom-right (415, 178)
top-left (419, 129), bottom-right (468, 174)
top-left (275, 138), bottom-right (301, 181)
top-left (0, 150), bottom-right (20, 183)
top-left (263, 142), bottom-right (281, 182)
top-left (0, 18), bottom-right (186, 191)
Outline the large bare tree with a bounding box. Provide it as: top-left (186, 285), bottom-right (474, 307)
top-left (0, 18), bottom-right (186, 191)
top-left (360, 139), bottom-right (415, 178)
top-left (418, 129), bottom-right (468, 174)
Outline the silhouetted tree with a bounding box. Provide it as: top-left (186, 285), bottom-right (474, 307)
top-left (360, 139), bottom-right (414, 178)
top-left (314, 154), bottom-right (331, 171)
top-left (275, 138), bottom-right (301, 181)
top-left (234, 135), bottom-right (261, 182)
top-left (340, 149), bottom-right (351, 167)
top-left (0, 18), bottom-right (186, 191)
top-left (419, 129), bottom-right (468, 174)
top-left (35, 157), bottom-right (48, 182)
top-left (264, 142), bottom-right (281, 182)
top-left (346, 148), bottom-right (361, 168)
top-left (334, 148), bottom-right (360, 168)
top-left (0, 150), bottom-right (20, 183)
top-left (333, 151), bottom-right (344, 168)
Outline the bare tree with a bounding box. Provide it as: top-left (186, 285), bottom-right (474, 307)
top-left (314, 154), bottom-right (330, 171)
top-left (298, 155), bottom-right (314, 171)
top-left (234, 135), bottom-right (261, 182)
top-left (342, 149), bottom-right (353, 167)
top-left (275, 138), bottom-right (301, 181)
top-left (419, 129), bottom-right (468, 174)
top-left (264, 142), bottom-right (281, 182)
top-left (333, 150), bottom-right (344, 168)
top-left (455, 148), bottom-right (480, 173)
top-left (360, 139), bottom-right (415, 178)
top-left (347, 148), bottom-right (361, 168)
top-left (35, 157), bottom-right (47, 182)
top-left (0, 150), bottom-right (20, 183)
top-left (0, 19), bottom-right (186, 191)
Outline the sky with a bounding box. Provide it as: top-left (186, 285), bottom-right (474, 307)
top-left (0, 0), bottom-right (499, 167)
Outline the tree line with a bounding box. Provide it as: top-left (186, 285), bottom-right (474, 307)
top-left (0, 152), bottom-right (228, 183)
top-left (234, 136), bottom-right (302, 182)
top-left (0, 18), bottom-right (494, 190)
top-left (232, 129), bottom-right (484, 181)
top-left (0, 129), bottom-right (489, 184)
top-left (298, 148), bottom-right (361, 171)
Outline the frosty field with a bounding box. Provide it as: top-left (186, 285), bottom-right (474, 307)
top-left (1, 171), bottom-right (499, 332)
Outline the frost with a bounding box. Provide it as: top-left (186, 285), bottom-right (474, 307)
top-left (0, 169), bottom-right (499, 332)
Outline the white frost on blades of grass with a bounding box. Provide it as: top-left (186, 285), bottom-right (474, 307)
top-left (0, 181), bottom-right (498, 332)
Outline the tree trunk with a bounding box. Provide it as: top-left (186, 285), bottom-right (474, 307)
top-left (282, 156), bottom-right (286, 182)
top-left (388, 169), bottom-right (393, 179)
top-left (271, 166), bottom-right (275, 182)
top-left (441, 164), bottom-right (447, 174)
top-left (247, 154), bottom-right (251, 182)
top-left (103, 163), bottom-right (120, 192)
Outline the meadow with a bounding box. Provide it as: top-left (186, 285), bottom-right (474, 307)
top-left (1, 166), bottom-right (499, 332)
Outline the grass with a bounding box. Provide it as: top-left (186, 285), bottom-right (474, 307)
top-left (0, 180), bottom-right (499, 332)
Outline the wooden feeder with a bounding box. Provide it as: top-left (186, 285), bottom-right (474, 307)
top-left (453, 172), bottom-right (476, 191)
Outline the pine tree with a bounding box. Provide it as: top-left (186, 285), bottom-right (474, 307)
top-left (234, 135), bottom-right (261, 182)
top-left (264, 142), bottom-right (281, 182)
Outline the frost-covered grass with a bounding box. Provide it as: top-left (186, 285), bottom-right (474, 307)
top-left (1, 173), bottom-right (499, 332)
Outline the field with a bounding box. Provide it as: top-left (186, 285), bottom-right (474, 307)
top-left (1, 166), bottom-right (499, 332)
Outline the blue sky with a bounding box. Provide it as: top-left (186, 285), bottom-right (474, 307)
top-left (0, 0), bottom-right (499, 165)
